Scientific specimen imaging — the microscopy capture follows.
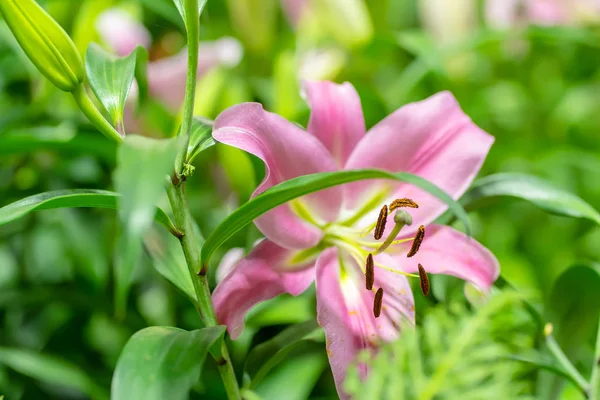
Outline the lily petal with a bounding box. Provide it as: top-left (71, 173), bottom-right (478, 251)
top-left (344, 91), bottom-right (494, 233)
top-left (213, 240), bottom-right (317, 339)
top-left (96, 9), bottom-right (152, 57)
top-left (148, 38), bottom-right (243, 111)
top-left (395, 225), bottom-right (500, 291)
top-left (316, 248), bottom-right (414, 398)
top-left (213, 102), bottom-right (343, 249)
top-left (303, 81), bottom-right (366, 167)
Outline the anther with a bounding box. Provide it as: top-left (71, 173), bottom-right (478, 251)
top-left (373, 287), bottom-right (384, 318)
top-left (418, 264), bottom-right (430, 296)
top-left (365, 254), bottom-right (374, 290)
top-left (407, 225), bottom-right (425, 257)
top-left (374, 205), bottom-right (388, 240)
top-left (389, 198), bottom-right (419, 211)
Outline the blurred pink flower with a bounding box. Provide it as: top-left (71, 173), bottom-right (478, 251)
top-left (211, 81), bottom-right (499, 398)
top-left (486, 0), bottom-right (600, 28)
top-left (96, 9), bottom-right (242, 112)
top-left (281, 0), bottom-right (309, 26)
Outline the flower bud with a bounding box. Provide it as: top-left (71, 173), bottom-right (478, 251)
top-left (0, 0), bottom-right (85, 91)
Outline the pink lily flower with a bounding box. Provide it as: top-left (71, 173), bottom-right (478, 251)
top-left (96, 9), bottom-right (242, 112)
top-left (211, 81), bottom-right (500, 397)
top-left (485, 0), bottom-right (600, 28)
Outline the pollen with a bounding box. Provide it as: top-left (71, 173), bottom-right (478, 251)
top-left (418, 264), bottom-right (430, 296)
top-left (407, 225), bottom-right (425, 257)
top-left (374, 205), bottom-right (388, 240)
top-left (373, 287), bottom-right (384, 318)
top-left (389, 198), bottom-right (419, 211)
top-left (365, 253), bottom-right (374, 290)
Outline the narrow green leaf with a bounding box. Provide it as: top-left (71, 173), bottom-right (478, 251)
top-left (186, 117), bottom-right (215, 163)
top-left (201, 169), bottom-right (470, 265)
top-left (0, 189), bottom-right (177, 234)
top-left (112, 326), bottom-right (226, 400)
top-left (550, 265), bottom-right (600, 354)
top-left (462, 173), bottom-right (600, 225)
top-left (85, 43), bottom-right (148, 134)
top-left (113, 135), bottom-right (183, 316)
top-left (0, 347), bottom-right (108, 399)
top-left (244, 319), bottom-right (321, 389)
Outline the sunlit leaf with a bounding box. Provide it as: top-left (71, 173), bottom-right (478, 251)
top-left (0, 189), bottom-right (177, 233)
top-left (462, 173), bottom-right (600, 225)
top-left (85, 43), bottom-right (148, 134)
top-left (201, 169), bottom-right (470, 265)
top-left (113, 135), bottom-right (183, 316)
top-left (0, 347), bottom-right (108, 399)
top-left (112, 326), bottom-right (225, 400)
top-left (185, 117), bottom-right (215, 163)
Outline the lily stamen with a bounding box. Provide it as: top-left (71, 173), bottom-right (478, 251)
top-left (407, 225), bottom-right (425, 257)
top-left (373, 205), bottom-right (388, 240)
top-left (389, 198), bottom-right (419, 211)
top-left (418, 264), bottom-right (430, 296)
top-left (374, 210), bottom-right (413, 255)
top-left (365, 254), bottom-right (374, 290)
top-left (373, 287), bottom-right (384, 318)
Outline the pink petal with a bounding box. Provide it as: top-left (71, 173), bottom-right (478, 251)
top-left (316, 248), bottom-right (414, 398)
top-left (216, 247), bottom-right (245, 283)
top-left (96, 9), bottom-right (152, 56)
top-left (395, 225), bottom-right (500, 291)
top-left (344, 91), bottom-right (494, 235)
top-left (148, 37), bottom-right (243, 111)
top-left (213, 103), bottom-right (343, 249)
top-left (213, 240), bottom-right (316, 339)
top-left (528, 0), bottom-right (569, 25)
top-left (303, 81), bottom-right (366, 167)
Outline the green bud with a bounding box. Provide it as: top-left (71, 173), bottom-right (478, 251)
top-left (0, 0), bottom-right (85, 91)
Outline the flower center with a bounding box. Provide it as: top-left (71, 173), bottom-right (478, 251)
top-left (322, 198), bottom-right (430, 317)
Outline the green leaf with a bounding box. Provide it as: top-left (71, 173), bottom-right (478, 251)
top-left (185, 117), bottom-right (215, 163)
top-left (144, 229), bottom-right (197, 302)
top-left (113, 135), bottom-right (183, 315)
top-left (201, 169), bottom-right (470, 265)
top-left (244, 320), bottom-right (321, 389)
top-left (0, 347), bottom-right (108, 399)
top-left (172, 0), bottom-right (207, 30)
top-left (85, 43), bottom-right (148, 134)
top-left (112, 326), bottom-right (225, 400)
top-left (0, 189), bottom-right (177, 234)
top-left (550, 265), bottom-right (600, 354)
top-left (462, 173), bottom-right (600, 225)
top-left (254, 351), bottom-right (327, 400)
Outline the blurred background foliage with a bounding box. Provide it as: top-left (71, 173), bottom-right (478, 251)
top-left (1, 0), bottom-right (600, 399)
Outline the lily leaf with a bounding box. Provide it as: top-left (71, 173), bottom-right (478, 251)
top-left (244, 319), bottom-right (321, 389)
top-left (85, 43), bottom-right (148, 134)
top-left (201, 169), bottom-right (470, 266)
top-left (0, 347), bottom-right (108, 400)
top-left (112, 326), bottom-right (225, 400)
top-left (0, 189), bottom-right (177, 234)
top-left (186, 117), bottom-right (215, 163)
top-left (462, 173), bottom-right (600, 225)
top-left (113, 135), bottom-right (183, 316)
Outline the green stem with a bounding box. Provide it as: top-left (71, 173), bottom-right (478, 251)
top-left (546, 334), bottom-right (590, 396)
top-left (177, 0), bottom-right (200, 172)
top-left (590, 321), bottom-right (600, 399)
top-left (166, 181), bottom-right (240, 400)
top-left (71, 84), bottom-right (123, 142)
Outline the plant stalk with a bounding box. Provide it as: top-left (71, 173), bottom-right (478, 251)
top-left (71, 84), bottom-right (123, 142)
top-left (546, 334), bottom-right (590, 396)
top-left (166, 181), bottom-right (240, 400)
top-left (177, 0), bottom-right (200, 171)
top-left (590, 320), bottom-right (600, 400)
